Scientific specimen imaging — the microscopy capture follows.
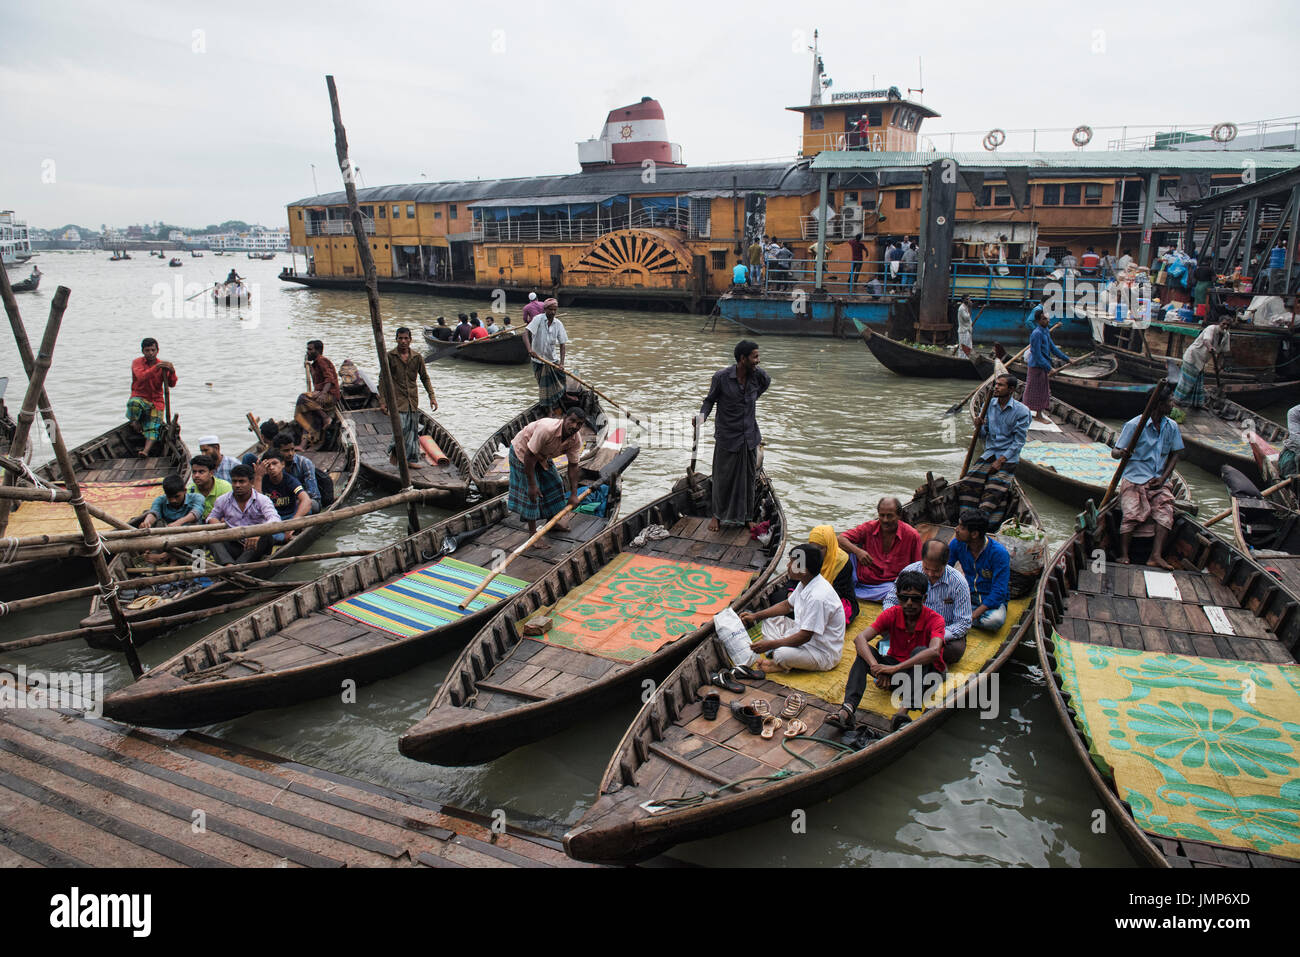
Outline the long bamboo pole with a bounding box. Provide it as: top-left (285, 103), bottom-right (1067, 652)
top-left (1203, 477), bottom-right (1296, 528)
top-left (1099, 379), bottom-right (1169, 508)
top-left (326, 74), bottom-right (419, 535)
top-left (0, 548), bottom-right (372, 617)
top-left (530, 354), bottom-right (643, 429)
top-left (14, 288), bottom-right (145, 676)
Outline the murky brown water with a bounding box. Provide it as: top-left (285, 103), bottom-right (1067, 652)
top-left (3, 250), bottom-right (1286, 866)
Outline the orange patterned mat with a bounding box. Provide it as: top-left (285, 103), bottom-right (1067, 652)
top-left (4, 481), bottom-right (162, 538)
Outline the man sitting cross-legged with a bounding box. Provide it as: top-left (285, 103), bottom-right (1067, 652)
top-left (740, 543), bottom-right (846, 674)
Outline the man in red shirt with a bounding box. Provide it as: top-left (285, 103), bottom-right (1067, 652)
top-left (829, 569), bottom-right (946, 733)
top-left (837, 496), bottom-right (922, 601)
top-left (127, 337), bottom-right (177, 457)
top-left (294, 339), bottom-right (340, 446)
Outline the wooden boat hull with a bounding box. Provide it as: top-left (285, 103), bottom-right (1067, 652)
top-left (1225, 470), bottom-right (1300, 603)
top-left (101, 491), bottom-right (623, 729)
top-left (10, 275), bottom-right (39, 293)
top-left (398, 475), bottom-right (786, 767)
top-left (423, 328), bottom-right (530, 365)
top-left (81, 416), bottom-right (363, 647)
top-left (862, 328), bottom-right (985, 380)
top-left (564, 578), bottom-right (1033, 865)
top-left (1035, 502), bottom-right (1300, 867)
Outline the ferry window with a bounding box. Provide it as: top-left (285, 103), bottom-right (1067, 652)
top-left (1084, 184), bottom-right (1103, 205)
top-left (361, 205), bottom-right (373, 218)
top-left (867, 108), bottom-right (882, 126)
top-left (978, 186), bottom-right (991, 206)
top-left (434, 210), bottom-right (442, 219)
top-left (843, 191), bottom-right (859, 205)
top-left (392, 206), bottom-right (401, 218)
top-left (450, 205), bottom-right (458, 219)
top-left (993, 187), bottom-right (1011, 207)
top-left (1063, 184), bottom-right (1082, 205)
top-left (297, 210), bottom-right (303, 220)
top-left (810, 112), bottom-right (824, 131)
top-left (1041, 184), bottom-right (1061, 206)
top-left (710, 250), bottom-right (727, 270)
top-left (487, 249), bottom-right (498, 267)
top-left (378, 205), bottom-right (386, 218)
top-left (895, 190), bottom-right (911, 209)
top-left (861, 195), bottom-right (876, 211)
top-left (406, 205), bottom-right (416, 218)
top-left (513, 248), bottom-right (525, 267)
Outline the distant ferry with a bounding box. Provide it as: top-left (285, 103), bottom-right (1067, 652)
top-left (1, 210), bottom-right (35, 270)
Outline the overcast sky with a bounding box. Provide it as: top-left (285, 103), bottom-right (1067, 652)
top-left (5, 0), bottom-right (1298, 230)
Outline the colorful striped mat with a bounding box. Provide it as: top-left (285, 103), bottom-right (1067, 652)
top-left (328, 556), bottom-right (530, 638)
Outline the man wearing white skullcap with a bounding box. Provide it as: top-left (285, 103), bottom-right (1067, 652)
top-left (197, 435), bottom-right (240, 481)
top-left (522, 290), bottom-right (546, 324)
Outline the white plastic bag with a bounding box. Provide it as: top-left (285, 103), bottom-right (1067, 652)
top-left (713, 606), bottom-right (756, 667)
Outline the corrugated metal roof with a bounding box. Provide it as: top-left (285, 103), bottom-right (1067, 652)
top-left (467, 193), bottom-right (615, 208)
top-left (809, 150), bottom-right (1300, 173)
top-left (288, 161), bottom-right (818, 208)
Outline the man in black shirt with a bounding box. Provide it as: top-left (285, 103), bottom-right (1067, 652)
top-left (254, 450), bottom-right (312, 542)
top-left (430, 316), bottom-right (454, 341)
top-left (698, 340), bottom-right (771, 532)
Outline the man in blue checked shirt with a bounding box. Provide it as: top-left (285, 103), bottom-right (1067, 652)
top-left (949, 509), bottom-right (1010, 632)
top-left (1112, 391), bottom-right (1183, 568)
top-left (961, 372), bottom-right (1030, 528)
top-left (883, 539), bottom-right (973, 665)
top-left (1025, 311), bottom-right (1070, 423)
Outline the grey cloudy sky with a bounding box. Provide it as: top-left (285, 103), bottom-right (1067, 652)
top-left (5, 0), bottom-right (1298, 230)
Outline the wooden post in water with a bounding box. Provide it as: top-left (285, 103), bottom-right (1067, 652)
top-left (326, 74), bottom-right (419, 533)
top-left (917, 158), bottom-right (958, 341)
top-left (10, 288), bottom-right (145, 676)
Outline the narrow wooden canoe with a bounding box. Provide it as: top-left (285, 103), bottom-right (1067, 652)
top-left (341, 371), bottom-right (473, 505)
top-left (423, 328), bottom-right (530, 365)
top-left (564, 573), bottom-right (1035, 864)
top-left (902, 471), bottom-right (1047, 598)
top-left (861, 327), bottom-right (988, 380)
top-left (1174, 394), bottom-right (1290, 487)
top-left (0, 420), bottom-right (190, 599)
top-left (1035, 501), bottom-right (1300, 867)
top-left (81, 409), bottom-right (363, 645)
top-left (102, 488), bottom-right (624, 729)
top-left (1097, 338), bottom-right (1300, 388)
top-left (468, 386), bottom-right (620, 499)
top-left (398, 473), bottom-right (786, 767)
top-left (970, 377), bottom-right (1194, 513)
top-left (1224, 467), bottom-right (1300, 602)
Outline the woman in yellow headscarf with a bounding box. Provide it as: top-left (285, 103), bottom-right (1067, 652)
top-left (808, 525), bottom-right (858, 625)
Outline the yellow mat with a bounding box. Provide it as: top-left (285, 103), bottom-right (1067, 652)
top-left (1053, 636), bottom-right (1300, 860)
top-left (5, 481), bottom-right (161, 538)
top-left (767, 594), bottom-right (1031, 718)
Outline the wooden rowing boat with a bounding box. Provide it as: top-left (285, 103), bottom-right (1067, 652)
top-left (468, 385), bottom-right (620, 499)
top-left (1097, 332), bottom-right (1300, 388)
top-left (101, 488), bottom-right (625, 729)
top-left (398, 473), bottom-right (786, 767)
top-left (860, 326), bottom-right (988, 380)
top-left (1173, 394), bottom-right (1290, 488)
top-left (565, 569), bottom-right (1035, 864)
top-left (970, 377), bottom-right (1194, 512)
top-left (1224, 467), bottom-right (1300, 602)
top-left (0, 420), bottom-right (190, 599)
top-left (340, 367), bottom-right (473, 505)
top-left (902, 471), bottom-right (1047, 597)
top-left (422, 327), bottom-right (529, 365)
top-left (1035, 500), bottom-right (1300, 867)
top-left (80, 408), bottom-right (363, 646)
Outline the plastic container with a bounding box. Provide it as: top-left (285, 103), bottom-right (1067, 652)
top-left (1269, 247), bottom-right (1286, 269)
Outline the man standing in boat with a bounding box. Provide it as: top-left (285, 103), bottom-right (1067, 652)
top-left (956, 294), bottom-right (975, 357)
top-left (960, 372), bottom-right (1030, 526)
top-left (698, 340), bottom-right (770, 533)
top-left (1111, 390), bottom-right (1183, 569)
top-left (1172, 312), bottom-right (1232, 410)
top-left (294, 339), bottom-right (340, 446)
top-left (1025, 310), bottom-right (1069, 424)
top-left (378, 326), bottom-right (438, 470)
top-left (127, 337), bottom-right (177, 458)
top-left (523, 299), bottom-right (568, 412)
top-left (507, 408), bottom-right (585, 549)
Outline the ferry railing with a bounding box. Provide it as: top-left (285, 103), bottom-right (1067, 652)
top-left (306, 219), bottom-right (375, 236)
top-left (741, 257), bottom-right (1074, 303)
top-left (798, 214), bottom-right (875, 240)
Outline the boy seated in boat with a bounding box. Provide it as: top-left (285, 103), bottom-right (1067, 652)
top-left (948, 509), bottom-right (1010, 631)
top-left (883, 539), bottom-right (972, 664)
top-left (252, 450), bottom-right (312, 540)
top-left (185, 455), bottom-right (231, 520)
top-left (139, 475), bottom-right (205, 530)
top-left (740, 543), bottom-right (846, 674)
top-left (1111, 392), bottom-right (1183, 568)
top-left (829, 570), bottom-right (946, 733)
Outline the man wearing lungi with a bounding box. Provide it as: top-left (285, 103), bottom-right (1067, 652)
top-left (127, 337), bottom-right (177, 457)
top-left (960, 373), bottom-right (1030, 528)
top-left (294, 339), bottom-right (340, 446)
top-left (523, 299), bottom-right (568, 412)
top-left (698, 340), bottom-right (770, 532)
top-left (378, 327), bottom-right (438, 469)
top-left (507, 408), bottom-right (585, 548)
top-left (1172, 314), bottom-right (1232, 410)
top-left (1111, 392), bottom-right (1184, 569)
top-left (1025, 310), bottom-right (1069, 423)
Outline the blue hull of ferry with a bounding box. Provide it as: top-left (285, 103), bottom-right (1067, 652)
top-left (717, 295), bottom-right (1095, 348)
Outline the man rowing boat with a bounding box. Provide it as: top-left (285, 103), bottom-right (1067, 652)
top-left (523, 299), bottom-right (568, 412)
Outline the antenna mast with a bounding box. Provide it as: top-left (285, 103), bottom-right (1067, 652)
top-left (809, 29), bottom-right (824, 105)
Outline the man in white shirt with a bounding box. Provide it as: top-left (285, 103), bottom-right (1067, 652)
top-left (522, 299), bottom-right (569, 411)
top-left (741, 543), bottom-right (846, 673)
top-left (956, 294), bottom-right (974, 356)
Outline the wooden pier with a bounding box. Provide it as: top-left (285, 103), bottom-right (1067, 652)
top-left (0, 704), bottom-right (594, 869)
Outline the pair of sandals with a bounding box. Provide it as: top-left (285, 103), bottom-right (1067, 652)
top-left (732, 694), bottom-right (808, 738)
top-left (707, 665), bottom-right (764, 694)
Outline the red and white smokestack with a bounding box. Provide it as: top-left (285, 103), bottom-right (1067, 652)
top-left (578, 96), bottom-right (685, 171)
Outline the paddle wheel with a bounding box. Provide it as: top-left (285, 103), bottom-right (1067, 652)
top-left (565, 228), bottom-right (693, 288)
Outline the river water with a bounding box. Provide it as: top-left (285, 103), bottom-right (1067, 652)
top-left (3, 250), bottom-right (1287, 867)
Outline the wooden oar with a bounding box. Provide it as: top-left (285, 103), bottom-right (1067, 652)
top-left (1099, 378), bottom-right (1169, 508)
top-left (457, 446), bottom-right (640, 609)
top-left (944, 322), bottom-right (1060, 416)
top-left (531, 355), bottom-right (644, 429)
top-left (1203, 477), bottom-right (1297, 527)
top-left (1048, 351), bottom-right (1092, 378)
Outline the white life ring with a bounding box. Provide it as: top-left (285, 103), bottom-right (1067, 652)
top-left (1072, 125), bottom-right (1093, 147)
top-left (836, 133), bottom-right (847, 150)
top-left (1212, 122), bottom-right (1238, 143)
top-left (983, 128), bottom-right (1006, 151)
